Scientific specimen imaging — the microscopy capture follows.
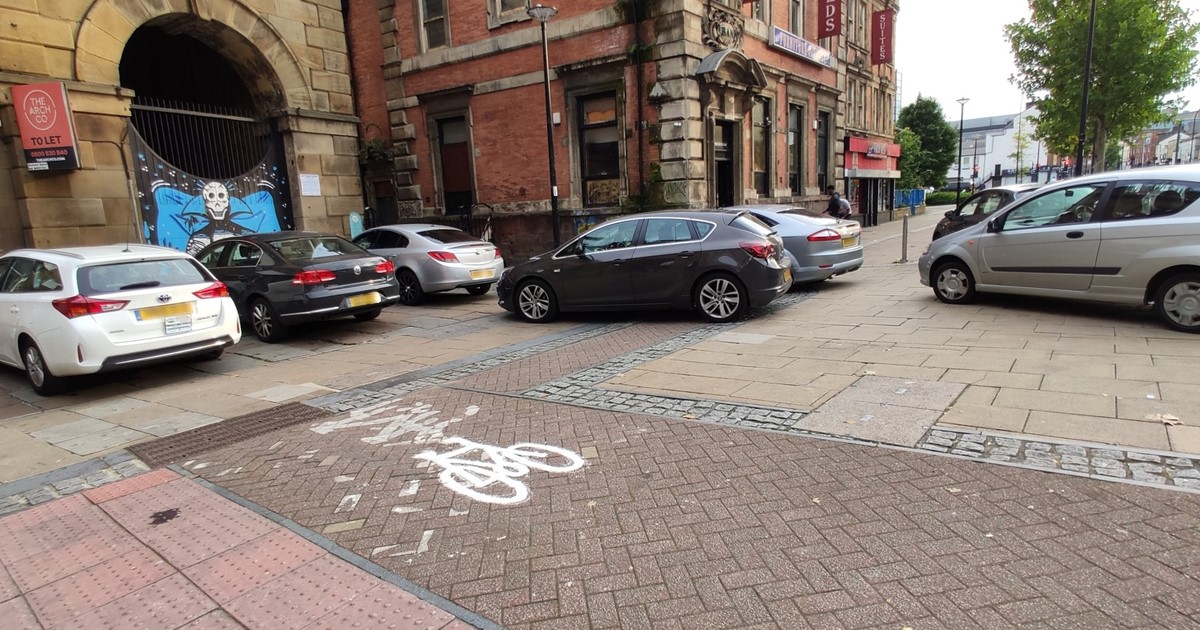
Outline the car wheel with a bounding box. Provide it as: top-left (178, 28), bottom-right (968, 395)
top-left (515, 279), bottom-right (558, 323)
top-left (932, 260), bottom-right (976, 304)
top-left (694, 273), bottom-right (747, 323)
top-left (250, 298), bottom-right (289, 342)
top-left (354, 308), bottom-right (382, 322)
top-left (397, 269), bottom-right (426, 306)
top-left (21, 338), bottom-right (64, 396)
top-left (465, 284), bottom-right (490, 296)
top-left (1154, 273), bottom-right (1200, 333)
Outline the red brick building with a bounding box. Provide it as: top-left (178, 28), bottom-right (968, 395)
top-left (348, 0), bottom-right (899, 256)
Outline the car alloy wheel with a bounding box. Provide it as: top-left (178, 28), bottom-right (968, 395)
top-left (516, 279), bottom-right (558, 323)
top-left (695, 274), bottom-right (746, 322)
top-left (21, 339), bottom-right (63, 396)
top-left (933, 261), bottom-right (976, 304)
top-left (1155, 273), bottom-right (1200, 333)
top-left (397, 269), bottom-right (425, 306)
top-left (250, 298), bottom-right (287, 342)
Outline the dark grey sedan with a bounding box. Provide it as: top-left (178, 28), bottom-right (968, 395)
top-left (196, 232), bottom-right (400, 342)
top-left (497, 211), bottom-right (793, 323)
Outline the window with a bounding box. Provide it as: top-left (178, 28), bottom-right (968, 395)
top-left (197, 243), bottom-right (229, 268)
top-left (488, 0), bottom-right (529, 28)
top-left (79, 259), bottom-right (209, 295)
top-left (1104, 182), bottom-right (1200, 221)
top-left (418, 228), bottom-right (477, 244)
top-left (816, 110), bottom-right (830, 191)
top-left (0, 259), bottom-right (61, 293)
top-left (579, 93), bottom-right (620, 207)
top-left (228, 243), bottom-right (262, 268)
top-left (854, 0), bottom-right (868, 46)
top-left (999, 185), bottom-right (1106, 231)
top-left (269, 236), bottom-right (361, 262)
top-left (749, 1), bottom-right (765, 22)
top-left (752, 99), bottom-right (771, 196)
top-left (420, 0), bottom-right (449, 50)
top-left (692, 221), bottom-right (715, 239)
top-left (791, 0), bottom-right (805, 36)
top-left (788, 103), bottom-right (804, 195)
top-left (573, 220), bottom-right (637, 255)
top-left (642, 218), bottom-right (695, 245)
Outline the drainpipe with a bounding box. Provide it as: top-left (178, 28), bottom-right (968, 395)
top-left (632, 0), bottom-right (645, 209)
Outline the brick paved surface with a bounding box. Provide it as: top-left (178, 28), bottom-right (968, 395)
top-left (0, 469), bottom-right (467, 629)
top-left (186, 385), bottom-right (1200, 629)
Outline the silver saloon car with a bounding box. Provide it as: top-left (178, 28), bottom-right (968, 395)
top-left (724, 205), bottom-right (863, 284)
top-left (352, 224), bottom-right (504, 305)
top-left (919, 165), bottom-right (1200, 332)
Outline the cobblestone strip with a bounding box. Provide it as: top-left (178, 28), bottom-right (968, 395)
top-left (918, 427), bottom-right (1200, 491)
top-left (0, 451), bottom-right (150, 515)
top-left (306, 322), bottom-right (635, 412)
top-left (307, 290), bottom-right (817, 414)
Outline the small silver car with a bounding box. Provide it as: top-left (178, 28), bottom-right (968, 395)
top-left (353, 224), bottom-right (504, 305)
top-left (723, 205), bottom-right (863, 284)
top-left (919, 165), bottom-right (1200, 332)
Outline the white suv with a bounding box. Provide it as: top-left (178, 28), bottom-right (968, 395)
top-left (0, 245), bottom-right (241, 395)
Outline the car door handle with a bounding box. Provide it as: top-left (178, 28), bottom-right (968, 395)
top-left (1066, 231), bottom-right (1084, 239)
top-left (679, 251), bottom-right (693, 258)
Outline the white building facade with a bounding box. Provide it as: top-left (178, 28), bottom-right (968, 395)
top-left (946, 105), bottom-right (1062, 188)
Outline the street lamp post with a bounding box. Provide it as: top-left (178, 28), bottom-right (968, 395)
top-left (528, 4), bottom-right (560, 246)
top-left (955, 97), bottom-right (969, 207)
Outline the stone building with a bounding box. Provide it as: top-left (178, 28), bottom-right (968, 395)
top-left (0, 0), bottom-right (361, 252)
top-left (350, 0), bottom-right (900, 258)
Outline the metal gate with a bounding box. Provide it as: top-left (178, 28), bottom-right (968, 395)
top-left (128, 96), bottom-right (294, 254)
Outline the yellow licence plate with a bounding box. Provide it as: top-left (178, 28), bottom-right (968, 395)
top-left (469, 269), bottom-right (496, 280)
top-left (841, 236), bottom-right (859, 248)
top-left (783, 268), bottom-right (792, 283)
top-left (136, 303), bottom-right (194, 321)
top-left (347, 292), bottom-right (382, 308)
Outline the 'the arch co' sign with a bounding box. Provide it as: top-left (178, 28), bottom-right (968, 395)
top-left (11, 81), bottom-right (80, 172)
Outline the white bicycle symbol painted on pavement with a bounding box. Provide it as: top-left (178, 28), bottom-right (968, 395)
top-left (414, 437), bottom-right (585, 505)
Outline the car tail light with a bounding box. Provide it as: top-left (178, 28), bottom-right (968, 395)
top-left (807, 229), bottom-right (842, 242)
top-left (193, 282), bottom-right (229, 299)
top-left (292, 269), bottom-right (336, 285)
top-left (375, 260), bottom-right (395, 274)
top-left (739, 241), bottom-right (775, 259)
top-left (493, 248), bottom-right (502, 259)
top-left (52, 295), bottom-right (129, 319)
top-left (428, 251), bottom-right (460, 263)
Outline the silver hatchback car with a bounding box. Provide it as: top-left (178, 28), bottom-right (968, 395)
top-left (919, 165), bottom-right (1200, 332)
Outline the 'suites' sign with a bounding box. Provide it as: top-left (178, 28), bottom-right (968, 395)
top-left (871, 9), bottom-right (895, 65)
top-left (11, 82), bottom-right (81, 172)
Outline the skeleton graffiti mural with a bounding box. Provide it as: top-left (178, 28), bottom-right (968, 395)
top-left (129, 125), bottom-right (293, 253)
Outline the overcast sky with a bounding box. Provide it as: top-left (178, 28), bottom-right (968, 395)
top-left (895, 0), bottom-right (1200, 122)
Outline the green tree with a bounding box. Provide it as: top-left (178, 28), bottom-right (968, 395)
top-left (897, 96), bottom-right (957, 187)
top-left (1009, 123), bottom-right (1032, 180)
top-left (895, 127), bottom-right (924, 189)
top-left (1006, 0), bottom-right (1199, 172)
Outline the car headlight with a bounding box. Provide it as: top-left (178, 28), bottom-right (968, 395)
top-left (921, 244), bottom-right (931, 256)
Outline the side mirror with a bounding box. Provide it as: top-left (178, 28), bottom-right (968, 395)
top-left (986, 218), bottom-right (1000, 233)
top-left (944, 210), bottom-right (955, 219)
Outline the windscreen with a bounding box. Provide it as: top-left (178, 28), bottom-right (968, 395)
top-left (419, 229), bottom-right (477, 244)
top-left (79, 258), bottom-right (210, 295)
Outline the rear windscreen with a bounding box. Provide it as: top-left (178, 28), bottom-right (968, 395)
top-left (269, 236), bottom-right (361, 261)
top-left (419, 229), bottom-right (477, 244)
top-left (79, 258), bottom-right (210, 295)
top-left (730, 213), bottom-right (774, 237)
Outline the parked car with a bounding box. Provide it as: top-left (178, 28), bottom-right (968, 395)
top-left (919, 165), bottom-right (1200, 332)
top-left (932, 183), bottom-right (1042, 240)
top-left (351, 224), bottom-right (503, 305)
top-left (498, 211), bottom-right (792, 323)
top-left (0, 245), bottom-right (241, 395)
top-left (196, 232), bottom-right (399, 342)
top-left (722, 205), bottom-right (863, 284)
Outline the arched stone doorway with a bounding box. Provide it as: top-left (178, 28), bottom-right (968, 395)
top-left (697, 50), bottom-right (767, 208)
top-left (118, 15), bottom-right (295, 253)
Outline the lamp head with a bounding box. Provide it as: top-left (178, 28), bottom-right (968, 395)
top-left (956, 97), bottom-right (970, 106)
top-left (527, 4), bottom-right (558, 22)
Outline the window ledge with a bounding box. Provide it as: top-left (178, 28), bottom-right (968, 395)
top-left (488, 9), bottom-right (531, 29)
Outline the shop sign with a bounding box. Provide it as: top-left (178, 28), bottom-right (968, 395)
top-left (771, 27), bottom-right (834, 68)
top-left (871, 9), bottom-right (895, 65)
top-left (11, 82), bottom-right (80, 172)
top-left (817, 0), bottom-right (842, 38)
top-left (867, 142), bottom-right (888, 157)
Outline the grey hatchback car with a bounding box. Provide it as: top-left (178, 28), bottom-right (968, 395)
top-left (920, 165), bottom-right (1200, 332)
top-left (498, 210), bottom-right (793, 323)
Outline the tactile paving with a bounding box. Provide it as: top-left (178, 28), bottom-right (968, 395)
top-left (25, 545), bottom-right (174, 628)
top-left (127, 402), bottom-right (330, 467)
top-left (0, 559), bottom-right (19, 603)
top-left (82, 468), bottom-right (179, 504)
top-left (223, 555), bottom-right (378, 629)
top-left (68, 573), bottom-right (216, 629)
top-left (98, 478), bottom-right (277, 568)
top-left (6, 517), bottom-right (140, 592)
top-left (184, 528), bottom-right (325, 603)
top-left (300, 583), bottom-right (456, 630)
top-left (0, 494), bottom-right (100, 563)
